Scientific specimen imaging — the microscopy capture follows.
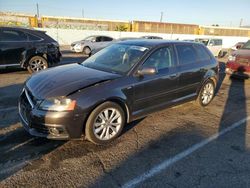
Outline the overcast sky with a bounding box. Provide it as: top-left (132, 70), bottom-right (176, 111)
top-left (0, 0), bottom-right (249, 27)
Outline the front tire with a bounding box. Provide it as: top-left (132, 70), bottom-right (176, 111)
top-left (197, 80), bottom-right (215, 107)
top-left (27, 56), bottom-right (48, 73)
top-left (85, 102), bottom-right (125, 145)
top-left (83, 47), bottom-right (91, 56)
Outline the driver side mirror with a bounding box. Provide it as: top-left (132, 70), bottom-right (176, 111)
top-left (136, 67), bottom-right (157, 77)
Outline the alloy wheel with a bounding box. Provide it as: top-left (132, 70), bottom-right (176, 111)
top-left (29, 58), bottom-right (47, 72)
top-left (93, 108), bottom-right (122, 140)
top-left (201, 82), bottom-right (214, 105)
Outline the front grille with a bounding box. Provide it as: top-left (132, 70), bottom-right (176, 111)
top-left (19, 90), bottom-right (32, 124)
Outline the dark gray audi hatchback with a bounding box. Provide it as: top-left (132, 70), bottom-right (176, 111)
top-left (19, 40), bottom-right (219, 144)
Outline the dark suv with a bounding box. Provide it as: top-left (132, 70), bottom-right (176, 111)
top-left (0, 27), bottom-right (61, 73)
top-left (19, 40), bottom-right (218, 144)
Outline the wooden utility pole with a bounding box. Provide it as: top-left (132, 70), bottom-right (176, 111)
top-left (36, 3), bottom-right (39, 18)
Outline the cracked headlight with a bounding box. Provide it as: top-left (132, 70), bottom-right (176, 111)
top-left (39, 98), bottom-right (76, 112)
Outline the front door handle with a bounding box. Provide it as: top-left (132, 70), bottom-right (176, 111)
top-left (169, 74), bottom-right (179, 79)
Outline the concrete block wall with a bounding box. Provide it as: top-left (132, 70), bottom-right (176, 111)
top-left (36, 28), bottom-right (249, 48)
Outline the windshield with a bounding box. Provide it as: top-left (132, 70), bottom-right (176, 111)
top-left (242, 40), bottom-right (250, 49)
top-left (84, 36), bottom-right (95, 41)
top-left (82, 44), bottom-right (149, 74)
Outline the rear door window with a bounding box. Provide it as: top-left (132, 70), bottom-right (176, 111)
top-left (26, 33), bottom-right (43, 41)
top-left (1, 30), bottom-right (28, 42)
top-left (175, 44), bottom-right (197, 65)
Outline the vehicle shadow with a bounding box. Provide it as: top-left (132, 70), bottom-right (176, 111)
top-left (0, 84), bottom-right (24, 128)
top-left (0, 128), bottom-right (65, 181)
top-left (0, 83), bottom-right (66, 181)
top-left (0, 67), bottom-right (27, 74)
top-left (219, 75), bottom-right (247, 149)
top-left (215, 61), bottom-right (226, 94)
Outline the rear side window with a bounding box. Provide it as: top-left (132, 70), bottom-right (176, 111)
top-left (193, 45), bottom-right (211, 61)
top-left (1, 30), bottom-right (28, 42)
top-left (26, 33), bottom-right (42, 41)
top-left (176, 45), bottom-right (197, 65)
top-left (102, 37), bottom-right (113, 42)
top-left (142, 46), bottom-right (176, 72)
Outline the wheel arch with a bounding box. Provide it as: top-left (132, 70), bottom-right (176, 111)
top-left (196, 72), bottom-right (218, 96)
top-left (81, 97), bottom-right (130, 135)
top-left (83, 46), bottom-right (91, 53)
top-left (22, 53), bottom-right (47, 68)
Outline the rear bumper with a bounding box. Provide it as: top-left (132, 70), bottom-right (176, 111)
top-left (226, 61), bottom-right (250, 78)
top-left (225, 67), bottom-right (250, 78)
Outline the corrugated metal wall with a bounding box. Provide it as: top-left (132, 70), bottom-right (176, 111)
top-left (1, 12), bottom-right (250, 37)
top-left (132, 21), bottom-right (198, 34)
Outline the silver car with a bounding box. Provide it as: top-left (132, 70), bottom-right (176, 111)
top-left (71, 35), bottom-right (114, 55)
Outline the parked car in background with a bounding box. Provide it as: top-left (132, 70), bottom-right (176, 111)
top-left (117, 37), bottom-right (139, 41)
top-left (231, 42), bottom-right (245, 51)
top-left (195, 38), bottom-right (223, 57)
top-left (90, 37), bottom-right (140, 55)
top-left (182, 39), bottom-right (195, 42)
top-left (0, 26), bottom-right (61, 73)
top-left (141, 36), bottom-right (163, 39)
top-left (19, 40), bottom-right (218, 144)
top-left (226, 40), bottom-right (250, 78)
top-left (71, 35), bottom-right (114, 55)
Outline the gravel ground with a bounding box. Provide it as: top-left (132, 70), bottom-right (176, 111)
top-left (1, 51), bottom-right (250, 188)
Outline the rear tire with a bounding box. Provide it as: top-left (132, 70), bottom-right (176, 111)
top-left (27, 56), bottom-right (48, 73)
top-left (197, 80), bottom-right (215, 107)
top-left (85, 102), bottom-right (125, 145)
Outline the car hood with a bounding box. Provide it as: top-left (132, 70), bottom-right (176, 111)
top-left (26, 64), bottom-right (121, 99)
top-left (233, 49), bottom-right (250, 59)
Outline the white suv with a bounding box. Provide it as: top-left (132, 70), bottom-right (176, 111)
top-left (195, 38), bottom-right (223, 57)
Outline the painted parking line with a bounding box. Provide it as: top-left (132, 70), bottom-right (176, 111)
top-left (0, 107), bottom-right (17, 113)
top-left (122, 116), bottom-right (250, 188)
top-left (5, 138), bottom-right (36, 153)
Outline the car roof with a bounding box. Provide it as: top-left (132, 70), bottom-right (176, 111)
top-left (116, 39), bottom-right (199, 48)
top-left (1, 26), bottom-right (42, 32)
top-left (87, 35), bottom-right (113, 38)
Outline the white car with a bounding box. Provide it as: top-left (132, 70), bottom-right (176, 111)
top-left (71, 35), bottom-right (114, 55)
top-left (195, 38), bottom-right (223, 57)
